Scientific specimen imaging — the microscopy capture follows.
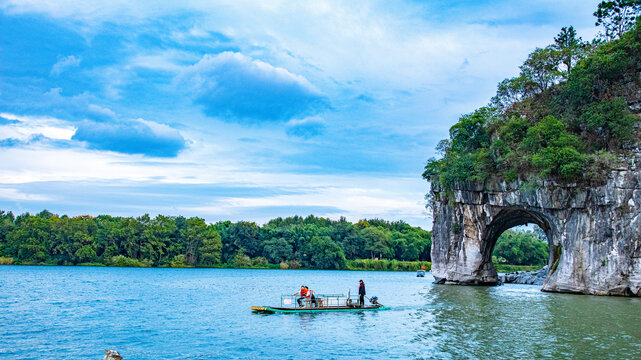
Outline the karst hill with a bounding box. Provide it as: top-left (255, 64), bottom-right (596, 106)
top-left (425, 19), bottom-right (641, 296)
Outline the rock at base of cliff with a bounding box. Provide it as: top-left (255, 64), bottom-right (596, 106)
top-left (499, 265), bottom-right (549, 285)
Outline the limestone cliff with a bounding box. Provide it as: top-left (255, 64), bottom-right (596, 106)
top-left (429, 144), bottom-right (641, 296)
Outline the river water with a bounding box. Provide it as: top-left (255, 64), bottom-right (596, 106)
top-left (1, 266), bottom-right (640, 359)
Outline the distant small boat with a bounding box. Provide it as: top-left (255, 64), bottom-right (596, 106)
top-left (417, 269), bottom-right (426, 277)
top-left (252, 293), bottom-right (389, 314)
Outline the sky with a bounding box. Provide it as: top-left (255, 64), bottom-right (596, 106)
top-left (0, 0), bottom-right (602, 228)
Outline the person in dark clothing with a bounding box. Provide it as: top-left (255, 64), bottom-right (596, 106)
top-left (358, 280), bottom-right (366, 307)
top-left (309, 289), bottom-right (317, 307)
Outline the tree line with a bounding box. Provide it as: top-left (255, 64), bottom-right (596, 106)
top-left (0, 210), bottom-right (431, 270)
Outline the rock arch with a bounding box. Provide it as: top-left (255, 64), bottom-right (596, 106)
top-left (479, 207), bottom-right (556, 279)
top-left (429, 160), bottom-right (641, 296)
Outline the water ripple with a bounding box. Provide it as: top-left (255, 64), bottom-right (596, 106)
top-left (0, 266), bottom-right (640, 359)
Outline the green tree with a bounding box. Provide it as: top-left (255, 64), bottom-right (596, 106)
top-left (167, 215), bottom-right (188, 261)
top-left (407, 229), bottom-right (432, 261)
top-left (493, 230), bottom-right (549, 265)
top-left (6, 213), bottom-right (52, 263)
top-left (75, 244), bottom-right (97, 263)
top-left (283, 223), bottom-right (321, 260)
top-left (231, 248), bottom-right (251, 267)
top-left (392, 233), bottom-right (410, 260)
top-left (307, 236), bottom-right (347, 270)
top-left (552, 26), bottom-right (590, 77)
top-left (521, 115), bottom-right (586, 180)
top-left (49, 216), bottom-right (98, 264)
top-left (121, 217), bottom-right (144, 260)
top-left (199, 225), bottom-right (222, 265)
top-left (171, 254), bottom-right (187, 267)
top-left (140, 214), bottom-right (176, 265)
top-left (578, 97), bottom-right (638, 150)
top-left (232, 222), bottom-right (261, 257)
top-left (423, 108), bottom-right (499, 188)
top-left (360, 226), bottom-right (392, 259)
top-left (520, 47), bottom-right (563, 93)
top-left (182, 217), bottom-right (206, 265)
top-left (0, 211), bottom-right (15, 256)
top-left (216, 221), bottom-right (261, 260)
top-left (214, 221), bottom-right (235, 262)
top-left (330, 217), bottom-right (358, 258)
top-left (93, 216), bottom-right (120, 260)
top-left (448, 108), bottom-right (493, 154)
top-left (594, 0), bottom-right (641, 40)
top-left (262, 237), bottom-right (293, 263)
top-left (392, 231), bottom-right (429, 261)
top-left (491, 76), bottom-right (533, 112)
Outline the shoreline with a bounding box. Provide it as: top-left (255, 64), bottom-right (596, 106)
top-left (0, 262), bottom-right (542, 273)
top-left (0, 256), bottom-right (433, 271)
top-left (0, 263), bottom-right (423, 272)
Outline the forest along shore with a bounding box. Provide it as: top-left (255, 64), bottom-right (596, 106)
top-left (0, 211), bottom-right (430, 270)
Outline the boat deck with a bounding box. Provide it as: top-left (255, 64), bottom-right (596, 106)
top-left (251, 305), bottom-right (389, 314)
top-left (252, 293), bottom-right (389, 314)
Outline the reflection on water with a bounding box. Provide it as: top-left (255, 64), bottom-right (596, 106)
top-left (0, 266), bottom-right (640, 359)
top-left (416, 284), bottom-right (641, 359)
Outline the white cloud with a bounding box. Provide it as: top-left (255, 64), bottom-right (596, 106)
top-left (0, 0), bottom-right (604, 228)
top-left (0, 0), bottom-right (168, 23)
top-left (0, 134), bottom-right (431, 226)
top-left (0, 113), bottom-right (76, 141)
top-left (128, 49), bottom-right (198, 72)
top-left (1, 1), bottom-right (601, 93)
top-left (285, 116), bottom-right (326, 138)
top-left (72, 117), bottom-right (186, 157)
top-left (178, 52), bottom-right (327, 122)
top-left (286, 116), bottom-right (325, 127)
top-left (0, 188), bottom-right (51, 201)
top-left (86, 104), bottom-right (116, 119)
top-left (178, 178), bottom-right (429, 226)
top-left (50, 55), bottom-right (81, 76)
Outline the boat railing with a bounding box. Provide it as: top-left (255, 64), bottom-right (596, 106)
top-left (280, 293), bottom-right (361, 309)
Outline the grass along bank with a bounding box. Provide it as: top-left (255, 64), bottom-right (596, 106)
top-left (347, 259), bottom-right (431, 271)
top-left (495, 264), bottom-right (545, 273)
top-left (0, 255), bottom-right (433, 272)
top-left (1, 254), bottom-right (542, 273)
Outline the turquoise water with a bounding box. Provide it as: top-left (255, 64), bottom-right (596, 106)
top-left (1, 266), bottom-right (640, 359)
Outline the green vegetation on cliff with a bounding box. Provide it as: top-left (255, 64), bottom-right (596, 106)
top-left (424, 3), bottom-right (641, 190)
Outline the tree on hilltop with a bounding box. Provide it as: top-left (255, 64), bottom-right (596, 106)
top-left (594, 0), bottom-right (641, 40)
top-left (552, 26), bottom-right (590, 77)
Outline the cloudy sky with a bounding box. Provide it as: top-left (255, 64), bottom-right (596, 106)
top-left (0, 0), bottom-right (601, 228)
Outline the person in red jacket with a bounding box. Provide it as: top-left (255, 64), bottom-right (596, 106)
top-left (293, 285), bottom-right (308, 307)
top-left (305, 286), bottom-right (318, 307)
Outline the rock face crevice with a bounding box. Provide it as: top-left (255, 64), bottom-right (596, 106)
top-left (429, 150), bottom-right (641, 296)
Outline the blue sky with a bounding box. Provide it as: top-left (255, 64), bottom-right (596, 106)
top-left (0, 0), bottom-right (601, 228)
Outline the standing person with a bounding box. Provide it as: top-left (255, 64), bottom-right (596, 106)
top-left (293, 285), bottom-right (308, 307)
top-left (358, 280), bottom-right (366, 307)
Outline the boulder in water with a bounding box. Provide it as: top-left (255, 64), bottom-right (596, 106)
top-left (499, 265), bottom-right (549, 285)
top-left (104, 350), bottom-right (123, 360)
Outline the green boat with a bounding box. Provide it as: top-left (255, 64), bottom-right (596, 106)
top-left (252, 293), bottom-right (390, 314)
